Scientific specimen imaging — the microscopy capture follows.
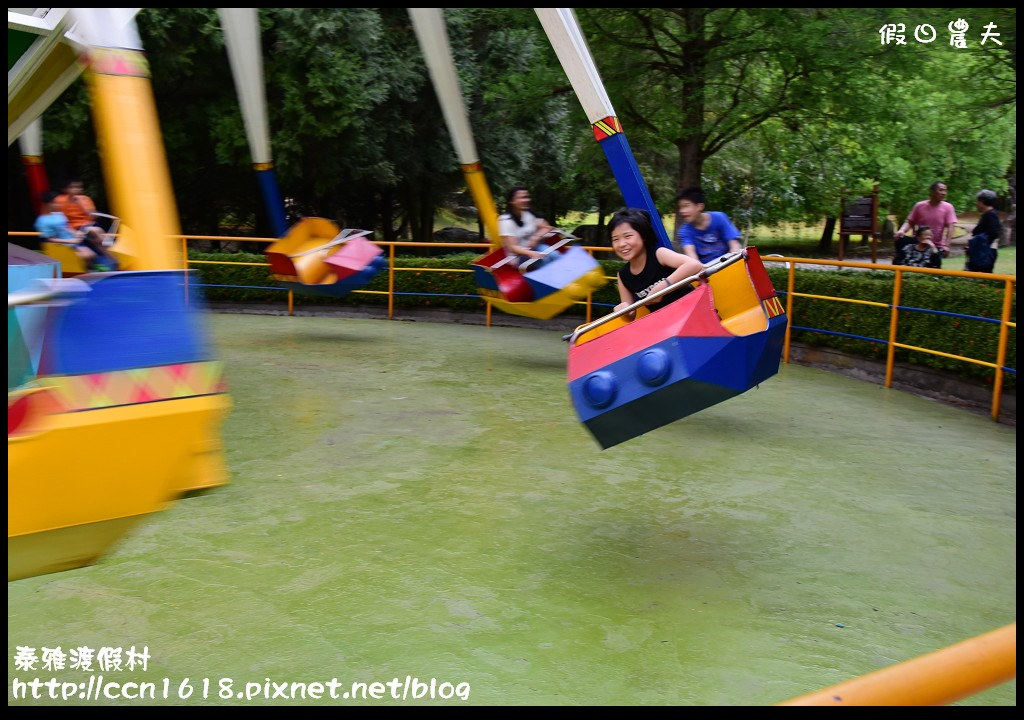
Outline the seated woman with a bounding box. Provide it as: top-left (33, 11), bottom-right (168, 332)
top-left (895, 225), bottom-right (941, 269)
top-left (499, 185), bottom-right (554, 270)
top-left (611, 207), bottom-right (704, 317)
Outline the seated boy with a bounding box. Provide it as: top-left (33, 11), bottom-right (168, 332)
top-left (675, 187), bottom-right (743, 264)
top-left (35, 190), bottom-right (118, 271)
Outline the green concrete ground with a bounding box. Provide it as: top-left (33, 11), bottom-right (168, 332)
top-left (8, 314), bottom-right (1016, 706)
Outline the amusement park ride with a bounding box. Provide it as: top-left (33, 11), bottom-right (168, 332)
top-left (8, 8), bottom-right (785, 580)
top-left (409, 8), bottom-right (787, 448)
top-left (8, 8), bottom-right (230, 580)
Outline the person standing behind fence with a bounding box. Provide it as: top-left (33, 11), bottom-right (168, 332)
top-left (965, 189), bottom-right (1002, 273)
top-left (895, 181), bottom-right (957, 261)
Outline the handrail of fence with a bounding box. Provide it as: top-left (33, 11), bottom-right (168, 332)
top-left (172, 234), bottom-right (619, 326)
top-left (10, 231), bottom-right (1015, 421)
top-left (778, 622), bottom-right (1016, 706)
top-left (761, 256), bottom-right (1016, 422)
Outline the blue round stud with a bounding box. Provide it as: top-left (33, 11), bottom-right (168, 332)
top-left (637, 349), bottom-right (671, 386)
top-left (583, 371), bottom-right (617, 408)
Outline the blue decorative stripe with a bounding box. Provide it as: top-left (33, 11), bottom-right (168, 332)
top-left (599, 133), bottom-right (671, 249)
top-left (472, 265), bottom-right (500, 292)
top-left (256, 168), bottom-right (287, 238)
top-left (43, 271), bottom-right (214, 376)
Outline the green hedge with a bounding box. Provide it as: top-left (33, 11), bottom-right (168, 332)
top-left (189, 251), bottom-right (1015, 388)
top-left (189, 251), bottom-right (624, 312)
top-left (763, 268), bottom-right (1016, 388)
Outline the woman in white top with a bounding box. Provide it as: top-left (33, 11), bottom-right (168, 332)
top-left (498, 186), bottom-right (551, 268)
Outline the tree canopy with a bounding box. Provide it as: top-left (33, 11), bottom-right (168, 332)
top-left (8, 8), bottom-right (1015, 241)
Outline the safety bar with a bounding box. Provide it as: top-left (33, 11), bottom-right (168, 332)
top-left (289, 228), bottom-right (373, 259)
top-left (562, 251), bottom-right (745, 343)
top-left (91, 212), bottom-right (120, 235)
top-left (494, 231), bottom-right (579, 272)
top-left (519, 232), bottom-right (578, 272)
top-left (91, 212), bottom-right (121, 247)
top-left (490, 253), bottom-right (517, 270)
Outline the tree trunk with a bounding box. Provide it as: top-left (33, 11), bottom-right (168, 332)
top-left (675, 9), bottom-right (708, 194)
top-left (404, 182), bottom-right (424, 251)
top-left (677, 137), bottom-right (705, 194)
top-left (596, 193), bottom-right (608, 244)
top-left (819, 216), bottom-right (836, 252)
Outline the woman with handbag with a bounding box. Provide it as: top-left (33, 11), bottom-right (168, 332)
top-left (965, 189), bottom-right (1002, 273)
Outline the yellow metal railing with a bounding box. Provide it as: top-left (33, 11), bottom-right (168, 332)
top-left (12, 232), bottom-right (1015, 421)
top-left (779, 623), bottom-right (1016, 706)
top-left (764, 257), bottom-right (1016, 422)
top-left (171, 234), bottom-right (618, 326)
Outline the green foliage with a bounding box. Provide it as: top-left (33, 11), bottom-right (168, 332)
top-left (577, 8), bottom-right (1016, 224)
top-left (13, 9), bottom-right (1017, 243)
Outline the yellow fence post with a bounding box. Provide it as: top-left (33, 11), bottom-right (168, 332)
top-left (182, 235), bottom-right (189, 309)
top-left (288, 290), bottom-right (293, 316)
top-left (885, 269), bottom-right (903, 388)
top-left (783, 262), bottom-right (796, 363)
top-left (388, 243), bottom-right (396, 320)
top-left (586, 247), bottom-right (594, 323)
top-left (992, 278), bottom-right (1014, 420)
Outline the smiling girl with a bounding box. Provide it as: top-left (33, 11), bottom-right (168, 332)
top-left (611, 208), bottom-right (704, 315)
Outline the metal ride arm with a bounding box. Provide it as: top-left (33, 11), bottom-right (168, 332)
top-left (288, 228), bottom-right (373, 259)
top-left (563, 251), bottom-right (745, 343)
top-left (408, 8), bottom-right (501, 246)
top-left (534, 9), bottom-right (671, 249)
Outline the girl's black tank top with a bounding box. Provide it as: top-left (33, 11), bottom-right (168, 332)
top-left (618, 251), bottom-right (692, 309)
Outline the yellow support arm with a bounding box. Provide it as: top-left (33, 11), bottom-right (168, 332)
top-left (85, 48), bottom-right (182, 270)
